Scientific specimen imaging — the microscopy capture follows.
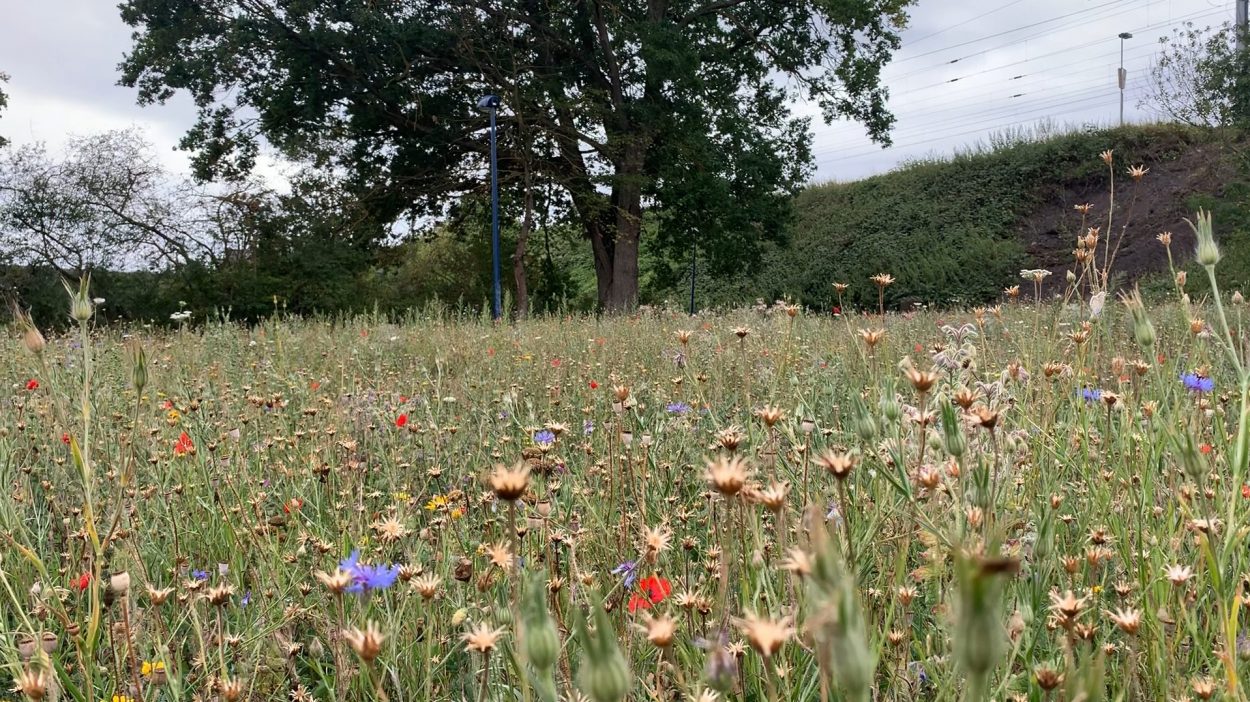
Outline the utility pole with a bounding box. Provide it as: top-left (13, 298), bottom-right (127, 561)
top-left (1238, 0), bottom-right (1248, 52)
top-left (1118, 32), bottom-right (1132, 126)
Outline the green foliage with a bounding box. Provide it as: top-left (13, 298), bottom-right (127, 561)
top-left (117, 0), bottom-right (915, 310)
top-left (1142, 22), bottom-right (1250, 129)
top-left (649, 123), bottom-right (1235, 310)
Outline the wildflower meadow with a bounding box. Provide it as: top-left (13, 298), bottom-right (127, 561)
top-left (5, 155), bottom-right (1250, 702)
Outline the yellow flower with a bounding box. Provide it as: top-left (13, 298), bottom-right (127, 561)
top-left (141, 660), bottom-right (165, 676)
top-left (393, 491), bottom-right (411, 502)
top-left (450, 507), bottom-right (465, 520)
top-left (425, 495), bottom-right (448, 512)
top-left (1091, 585), bottom-right (1103, 595)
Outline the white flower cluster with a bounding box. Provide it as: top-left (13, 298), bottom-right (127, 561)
top-left (170, 310), bottom-right (193, 322)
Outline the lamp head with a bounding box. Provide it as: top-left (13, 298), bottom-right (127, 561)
top-left (476, 95), bottom-right (501, 112)
top-left (1118, 32), bottom-right (1133, 40)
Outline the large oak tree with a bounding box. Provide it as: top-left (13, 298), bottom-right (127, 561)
top-left (119, 0), bottom-right (912, 311)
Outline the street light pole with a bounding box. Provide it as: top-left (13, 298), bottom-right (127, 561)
top-left (1118, 32), bottom-right (1132, 126)
top-left (477, 95), bottom-right (503, 321)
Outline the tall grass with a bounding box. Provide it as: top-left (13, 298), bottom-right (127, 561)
top-left (3, 156), bottom-right (1250, 702)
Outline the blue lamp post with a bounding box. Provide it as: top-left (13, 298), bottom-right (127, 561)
top-left (477, 94), bottom-right (503, 320)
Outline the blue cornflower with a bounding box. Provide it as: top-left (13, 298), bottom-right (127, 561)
top-left (1182, 373), bottom-right (1214, 393)
top-left (666, 401), bottom-right (691, 415)
top-left (583, 420), bottom-right (595, 435)
top-left (339, 550), bottom-right (400, 594)
top-left (339, 550), bottom-right (361, 572)
top-left (191, 569), bottom-right (209, 581)
top-left (534, 429), bottom-right (556, 446)
top-left (1081, 388), bottom-right (1102, 403)
top-left (350, 563), bottom-right (400, 593)
top-left (611, 560), bottom-right (638, 589)
top-left (240, 591), bottom-right (252, 607)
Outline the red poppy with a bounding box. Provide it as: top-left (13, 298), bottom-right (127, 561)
top-left (1200, 443), bottom-right (1213, 455)
top-left (309, 381), bottom-right (321, 391)
top-left (61, 433), bottom-right (71, 445)
top-left (399, 395), bottom-right (409, 403)
top-left (396, 413), bottom-right (408, 428)
top-left (831, 306), bottom-right (841, 316)
top-left (1242, 484), bottom-right (1250, 499)
top-left (1157, 353), bottom-right (1167, 365)
top-left (551, 358), bottom-right (561, 368)
top-left (628, 575), bottom-right (672, 613)
top-left (174, 431), bottom-right (194, 456)
top-left (284, 497), bottom-right (304, 514)
top-left (71, 572), bottom-right (90, 591)
top-left (589, 381), bottom-right (599, 390)
top-left (25, 379), bottom-right (38, 391)
top-left (640, 575), bottom-right (671, 603)
top-left (487, 347), bottom-right (496, 357)
top-left (161, 400), bottom-right (174, 410)
top-left (914, 343), bottom-right (924, 353)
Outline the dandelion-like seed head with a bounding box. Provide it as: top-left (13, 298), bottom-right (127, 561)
top-left (343, 620), bottom-right (386, 663)
top-left (705, 455), bottom-right (750, 497)
top-left (462, 622), bottom-right (506, 653)
top-left (489, 461), bottom-right (530, 502)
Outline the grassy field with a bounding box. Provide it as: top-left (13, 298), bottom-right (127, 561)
top-left (3, 217), bottom-right (1250, 702)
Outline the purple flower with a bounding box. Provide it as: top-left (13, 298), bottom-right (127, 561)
top-left (350, 563), bottom-right (400, 593)
top-left (339, 550), bottom-right (361, 572)
top-left (339, 550), bottom-right (399, 594)
top-left (240, 591), bottom-right (252, 607)
top-left (1182, 373), bottom-right (1214, 393)
top-left (583, 420), bottom-right (595, 435)
top-left (1081, 388), bottom-right (1102, 403)
top-left (611, 560), bottom-right (638, 589)
top-left (191, 569), bottom-right (209, 581)
top-left (666, 402), bottom-right (691, 415)
top-left (534, 429), bottom-right (556, 446)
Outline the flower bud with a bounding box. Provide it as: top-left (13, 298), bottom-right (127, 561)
top-left (63, 276), bottom-right (94, 322)
top-left (879, 395), bottom-right (901, 425)
top-left (576, 601), bottom-right (631, 702)
top-left (1188, 210), bottom-right (1221, 267)
top-left (941, 403), bottom-right (966, 457)
top-left (125, 339), bottom-right (148, 394)
top-left (522, 579), bottom-right (559, 673)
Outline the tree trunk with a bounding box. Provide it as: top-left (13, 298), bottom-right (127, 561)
top-left (513, 176), bottom-right (533, 319)
top-left (600, 144), bottom-right (645, 312)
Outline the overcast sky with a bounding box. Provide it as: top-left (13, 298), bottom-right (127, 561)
top-left (0, 0), bottom-right (1238, 185)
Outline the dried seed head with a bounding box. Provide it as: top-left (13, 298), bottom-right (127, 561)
top-left (757, 482), bottom-right (789, 512)
top-left (315, 569), bottom-right (355, 595)
top-left (344, 620), bottom-right (386, 663)
top-left (490, 461), bottom-right (530, 502)
top-left (815, 449), bottom-right (857, 481)
top-left (755, 406), bottom-right (785, 428)
top-left (1106, 607), bottom-right (1141, 636)
top-left (857, 328), bottom-right (886, 349)
top-left (634, 612), bottom-right (677, 648)
top-left (1034, 665), bottom-right (1063, 691)
top-left (413, 574), bottom-right (442, 600)
top-left (734, 612), bottom-right (794, 658)
top-left (14, 668), bottom-right (49, 701)
top-left (705, 455), bottom-right (750, 497)
top-left (462, 623), bottom-right (506, 653)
